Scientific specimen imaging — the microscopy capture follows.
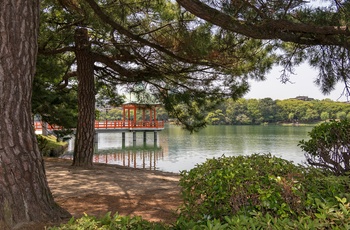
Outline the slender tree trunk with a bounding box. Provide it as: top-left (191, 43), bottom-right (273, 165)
top-left (0, 1), bottom-right (70, 229)
top-left (72, 27), bottom-right (96, 167)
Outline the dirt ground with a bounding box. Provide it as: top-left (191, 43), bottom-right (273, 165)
top-left (40, 157), bottom-right (182, 229)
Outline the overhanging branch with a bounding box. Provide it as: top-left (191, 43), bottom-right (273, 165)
top-left (176, 0), bottom-right (350, 49)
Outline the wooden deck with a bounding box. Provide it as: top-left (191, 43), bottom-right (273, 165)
top-left (34, 120), bottom-right (165, 133)
top-left (94, 120), bottom-right (165, 132)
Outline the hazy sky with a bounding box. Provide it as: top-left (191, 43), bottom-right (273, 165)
top-left (244, 63), bottom-right (347, 102)
top-left (242, 1), bottom-right (348, 101)
top-left (244, 2), bottom-right (347, 102)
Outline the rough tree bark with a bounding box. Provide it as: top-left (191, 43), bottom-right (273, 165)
top-left (0, 1), bottom-right (70, 229)
top-left (72, 27), bottom-right (96, 167)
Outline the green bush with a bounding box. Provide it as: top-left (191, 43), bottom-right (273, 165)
top-left (36, 135), bottom-right (68, 157)
top-left (224, 197), bottom-right (350, 230)
top-left (299, 119), bottom-right (350, 175)
top-left (303, 170), bottom-right (350, 207)
top-left (48, 212), bottom-right (168, 230)
top-left (178, 154), bottom-right (309, 221)
top-left (49, 198), bottom-right (350, 230)
top-left (185, 197), bottom-right (350, 229)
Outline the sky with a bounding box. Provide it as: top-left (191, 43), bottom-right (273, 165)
top-left (243, 1), bottom-right (350, 102)
top-left (244, 63), bottom-right (348, 102)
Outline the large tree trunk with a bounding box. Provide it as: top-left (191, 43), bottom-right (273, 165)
top-left (72, 28), bottom-right (96, 167)
top-left (0, 1), bottom-right (70, 229)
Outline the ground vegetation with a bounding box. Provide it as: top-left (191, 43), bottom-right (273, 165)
top-left (37, 135), bottom-right (68, 157)
top-left (300, 119), bottom-right (350, 175)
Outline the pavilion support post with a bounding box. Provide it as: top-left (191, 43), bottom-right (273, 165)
top-left (133, 131), bottom-right (136, 145)
top-left (122, 132), bottom-right (125, 141)
top-left (154, 131), bottom-right (157, 145)
top-left (122, 132), bottom-right (125, 149)
top-left (94, 132), bottom-right (99, 152)
top-left (143, 131), bottom-right (147, 143)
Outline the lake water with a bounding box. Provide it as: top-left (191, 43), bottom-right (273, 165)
top-left (64, 124), bottom-right (313, 173)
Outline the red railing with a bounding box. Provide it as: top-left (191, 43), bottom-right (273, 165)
top-left (34, 120), bottom-right (164, 131)
top-left (94, 120), bottom-right (165, 129)
top-left (34, 122), bottom-right (62, 131)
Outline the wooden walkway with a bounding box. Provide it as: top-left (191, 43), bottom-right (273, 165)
top-left (34, 120), bottom-right (165, 133)
top-left (94, 120), bottom-right (164, 132)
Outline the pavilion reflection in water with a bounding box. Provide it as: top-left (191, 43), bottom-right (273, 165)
top-left (62, 146), bottom-right (164, 170)
top-left (92, 146), bottom-right (164, 170)
top-left (92, 128), bottom-right (166, 170)
top-left (62, 132), bottom-right (166, 170)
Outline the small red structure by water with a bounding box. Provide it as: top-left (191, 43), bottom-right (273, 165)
top-left (34, 103), bottom-right (165, 131)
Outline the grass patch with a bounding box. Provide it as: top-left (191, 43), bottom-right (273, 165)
top-left (37, 134), bottom-right (68, 157)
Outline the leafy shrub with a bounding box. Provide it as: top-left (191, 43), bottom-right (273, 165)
top-left (178, 154), bottom-right (309, 221)
top-left (299, 119), bottom-right (350, 175)
top-left (303, 170), bottom-right (350, 206)
top-left (48, 199), bottom-right (350, 230)
top-left (36, 135), bottom-right (68, 157)
top-left (174, 197), bottom-right (350, 230)
top-left (48, 212), bottom-right (167, 230)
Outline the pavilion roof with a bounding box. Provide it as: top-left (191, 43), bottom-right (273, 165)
top-left (122, 102), bottom-right (162, 108)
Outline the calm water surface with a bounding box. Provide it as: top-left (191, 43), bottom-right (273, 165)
top-left (64, 125), bottom-right (312, 173)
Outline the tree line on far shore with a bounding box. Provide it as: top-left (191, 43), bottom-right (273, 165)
top-left (206, 97), bottom-right (350, 125)
top-left (97, 97), bottom-right (350, 125)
